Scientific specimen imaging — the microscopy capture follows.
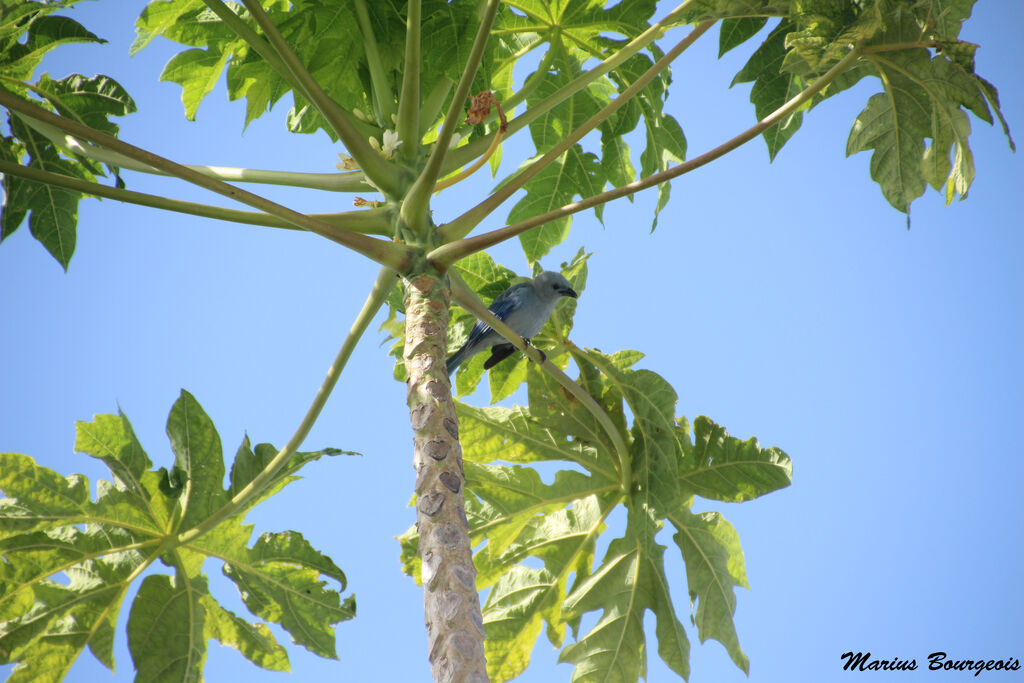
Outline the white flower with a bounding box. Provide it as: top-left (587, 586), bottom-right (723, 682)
top-left (381, 129), bottom-right (402, 159)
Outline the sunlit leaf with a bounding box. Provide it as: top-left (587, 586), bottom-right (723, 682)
top-left (0, 393), bottom-right (351, 680)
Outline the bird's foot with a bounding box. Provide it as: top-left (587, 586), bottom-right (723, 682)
top-left (523, 337), bottom-right (547, 364)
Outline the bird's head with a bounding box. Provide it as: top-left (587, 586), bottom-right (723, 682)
top-left (533, 271), bottom-right (578, 301)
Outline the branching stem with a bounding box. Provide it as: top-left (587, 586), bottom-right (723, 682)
top-left (439, 1), bottom-right (698, 176)
top-left (199, 0), bottom-right (380, 140)
top-left (430, 46), bottom-right (866, 266)
top-left (433, 127), bottom-right (503, 194)
top-left (400, 0), bottom-right (500, 235)
top-left (238, 0), bottom-right (399, 196)
top-left (0, 90), bottom-right (412, 268)
top-left (438, 20), bottom-right (715, 245)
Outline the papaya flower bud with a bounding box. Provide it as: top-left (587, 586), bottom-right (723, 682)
top-left (380, 129), bottom-right (402, 159)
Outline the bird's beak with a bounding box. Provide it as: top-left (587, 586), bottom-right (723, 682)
top-left (564, 287), bottom-right (578, 298)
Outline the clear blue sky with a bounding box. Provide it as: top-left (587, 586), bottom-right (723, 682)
top-left (1, 2), bottom-right (1021, 682)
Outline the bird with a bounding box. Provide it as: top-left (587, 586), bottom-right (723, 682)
top-left (446, 271), bottom-right (578, 375)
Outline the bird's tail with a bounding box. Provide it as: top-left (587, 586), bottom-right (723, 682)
top-left (446, 347), bottom-right (468, 376)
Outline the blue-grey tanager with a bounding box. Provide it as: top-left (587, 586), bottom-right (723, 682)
top-left (447, 271), bottom-right (578, 375)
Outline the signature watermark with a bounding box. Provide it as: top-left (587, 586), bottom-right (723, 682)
top-left (841, 651), bottom-right (1021, 677)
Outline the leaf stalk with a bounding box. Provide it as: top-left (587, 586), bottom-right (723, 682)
top-left (435, 19), bottom-right (715, 251)
top-left (397, 0), bottom-right (422, 163)
top-left (439, 1), bottom-right (699, 176)
top-left (238, 0), bottom-right (400, 196)
top-left (177, 266), bottom-right (396, 545)
top-left (0, 159), bottom-right (391, 234)
top-left (0, 90), bottom-right (412, 269)
top-left (400, 0), bottom-right (500, 236)
top-left (18, 112), bottom-right (373, 191)
top-left (430, 45), bottom-right (866, 264)
top-left (354, 0), bottom-right (398, 126)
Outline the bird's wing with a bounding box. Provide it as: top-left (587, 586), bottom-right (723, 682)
top-left (464, 282), bottom-right (529, 347)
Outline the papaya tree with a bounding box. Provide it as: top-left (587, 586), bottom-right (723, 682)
top-left (0, 1), bottom-right (1013, 682)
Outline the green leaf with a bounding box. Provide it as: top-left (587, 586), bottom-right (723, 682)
top-left (0, 453), bottom-right (91, 538)
top-left (0, 525), bottom-right (145, 681)
top-left (491, 4), bottom-right (674, 244)
top-left (826, 5), bottom-right (1010, 212)
top-left (0, 12), bottom-right (104, 84)
top-left (127, 573), bottom-right (208, 683)
top-left (609, 54), bottom-right (686, 230)
top-left (160, 46), bottom-right (233, 121)
top-left (480, 496), bottom-right (608, 681)
top-left (226, 56), bottom-right (288, 129)
top-left (496, 0), bottom-right (657, 62)
top-left (420, 0), bottom-right (477, 86)
top-left (134, 0), bottom-right (373, 132)
top-left (467, 466), bottom-right (613, 585)
top-left (0, 139), bottom-right (30, 240)
top-left (75, 411), bottom-right (153, 493)
top-left (680, 415), bottom-right (793, 502)
top-left (34, 73), bottom-right (136, 138)
top-left (166, 389), bottom-right (229, 528)
top-left (559, 510), bottom-right (690, 682)
top-left (719, 17), bottom-right (768, 57)
top-left (784, 0), bottom-right (884, 73)
top-left (846, 51), bottom-right (947, 212)
top-left (732, 21), bottom-right (805, 160)
top-left (482, 566), bottom-right (556, 682)
top-left (973, 75), bottom-right (1015, 152)
top-left (452, 252), bottom-right (518, 302)
top-left (132, 0), bottom-right (205, 55)
top-left (677, 0), bottom-right (789, 24)
top-left (4, 114), bottom-right (96, 269)
top-left (229, 436), bottom-right (356, 509)
top-left (670, 507), bottom-right (750, 674)
top-left (1, 392), bottom-right (352, 679)
top-left (583, 349), bottom-right (682, 508)
top-left (526, 51), bottom-right (604, 152)
top-left (222, 531), bottom-right (354, 658)
top-left (600, 133), bottom-right (635, 192)
top-left (202, 594), bottom-right (290, 672)
top-left (25, 160), bottom-right (79, 270)
top-left (488, 354), bottom-right (529, 404)
top-left (509, 147), bottom-right (604, 264)
top-left (405, 334), bottom-right (791, 680)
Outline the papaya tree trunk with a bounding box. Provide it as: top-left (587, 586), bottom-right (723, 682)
top-left (403, 269), bottom-right (488, 682)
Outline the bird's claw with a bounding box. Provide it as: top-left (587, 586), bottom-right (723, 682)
top-left (523, 337), bottom-right (546, 364)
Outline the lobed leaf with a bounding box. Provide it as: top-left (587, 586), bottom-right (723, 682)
top-left (679, 415), bottom-right (793, 502)
top-left (0, 392), bottom-right (351, 680)
top-left (670, 508), bottom-right (750, 673)
top-left (201, 594), bottom-right (290, 672)
top-left (731, 21), bottom-right (806, 160)
top-left (165, 389), bottom-right (229, 529)
top-left (127, 573), bottom-right (208, 683)
top-left (559, 510), bottom-right (690, 682)
top-left (222, 531), bottom-right (353, 659)
top-left (0, 8), bottom-right (135, 268)
top-left (160, 46), bottom-right (233, 121)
